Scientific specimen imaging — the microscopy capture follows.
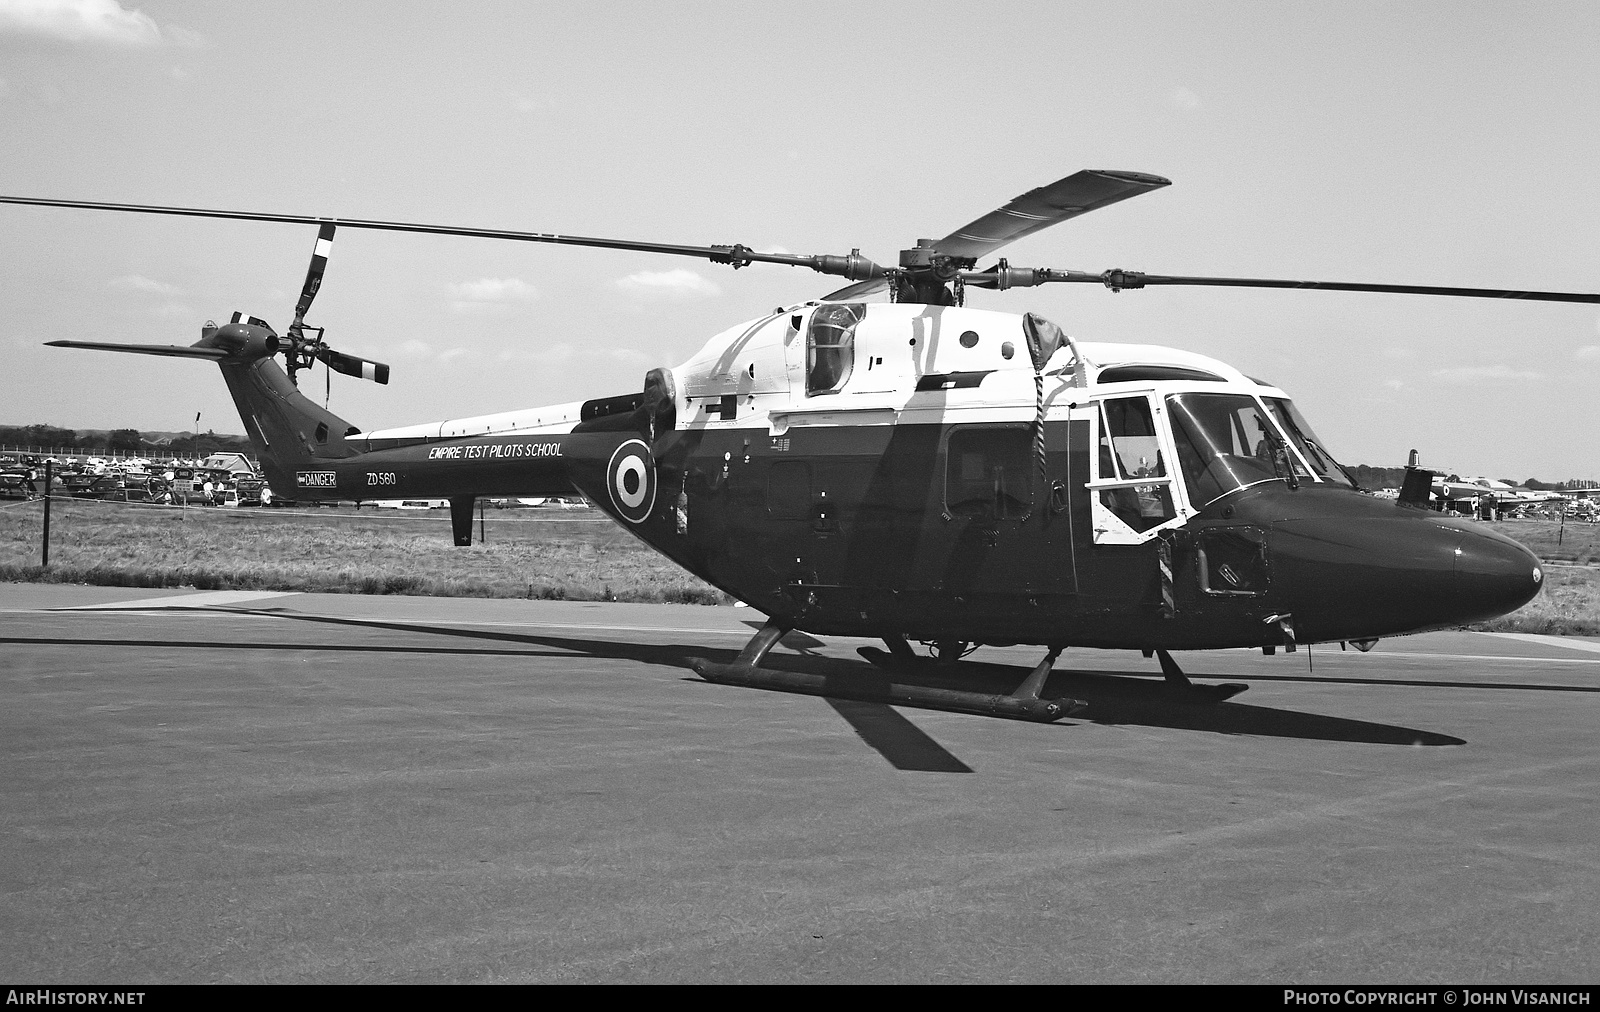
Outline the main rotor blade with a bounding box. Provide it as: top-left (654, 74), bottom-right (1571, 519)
top-left (932, 170), bottom-right (1171, 262)
top-left (1105, 271), bottom-right (1600, 303)
top-left (961, 267), bottom-right (1600, 304)
top-left (0, 195), bottom-right (884, 283)
top-left (44, 340), bottom-right (227, 359)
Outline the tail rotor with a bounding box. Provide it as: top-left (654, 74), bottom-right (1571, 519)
top-left (275, 222), bottom-right (390, 388)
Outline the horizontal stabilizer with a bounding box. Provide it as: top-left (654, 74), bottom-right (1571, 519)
top-left (45, 340), bottom-right (227, 359)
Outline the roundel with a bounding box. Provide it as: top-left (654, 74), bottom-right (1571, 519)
top-left (606, 438), bottom-right (657, 524)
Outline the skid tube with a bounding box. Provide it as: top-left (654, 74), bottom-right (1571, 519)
top-left (690, 622), bottom-right (1086, 724)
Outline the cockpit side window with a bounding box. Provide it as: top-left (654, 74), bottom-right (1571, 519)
top-left (1166, 393), bottom-right (1306, 506)
top-left (1100, 397), bottom-right (1167, 480)
top-left (806, 303), bottom-right (864, 396)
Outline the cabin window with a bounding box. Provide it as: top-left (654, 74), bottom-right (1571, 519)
top-left (1094, 396), bottom-right (1175, 532)
top-left (1166, 393), bottom-right (1308, 506)
top-left (945, 426), bottom-right (1031, 520)
top-left (806, 303), bottom-right (864, 396)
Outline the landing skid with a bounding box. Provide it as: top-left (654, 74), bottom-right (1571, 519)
top-left (691, 623), bottom-right (1084, 723)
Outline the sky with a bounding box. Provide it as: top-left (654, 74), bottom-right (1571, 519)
top-left (1, 0), bottom-right (1597, 481)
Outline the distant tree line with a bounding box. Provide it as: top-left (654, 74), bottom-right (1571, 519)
top-left (0, 424), bottom-right (252, 458)
top-left (1520, 477), bottom-right (1600, 491)
top-left (1347, 464), bottom-right (1409, 489)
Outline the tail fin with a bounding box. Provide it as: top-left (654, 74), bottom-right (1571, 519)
top-left (48, 319), bottom-right (364, 498)
top-left (218, 350), bottom-right (363, 499)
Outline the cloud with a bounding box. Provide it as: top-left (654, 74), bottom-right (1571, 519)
top-left (1381, 346), bottom-right (1416, 361)
top-left (394, 339), bottom-right (468, 364)
top-left (491, 342), bottom-right (657, 371)
top-left (1577, 345), bottom-right (1600, 362)
top-left (1430, 364), bottom-right (1543, 384)
top-left (608, 348), bottom-right (655, 369)
top-left (109, 273), bottom-right (189, 318)
top-left (1168, 86), bottom-right (1201, 110)
top-left (497, 342), bottom-right (577, 367)
top-left (615, 268), bottom-right (721, 301)
top-left (0, 0), bottom-right (202, 47)
top-left (108, 274), bottom-right (182, 297)
top-left (1383, 379), bottom-right (1405, 390)
top-left (447, 277), bottom-right (538, 315)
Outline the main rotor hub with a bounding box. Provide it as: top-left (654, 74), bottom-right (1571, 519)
top-left (898, 240), bottom-right (939, 269)
top-left (891, 241), bottom-right (975, 304)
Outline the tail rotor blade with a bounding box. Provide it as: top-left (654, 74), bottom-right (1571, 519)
top-left (293, 222), bottom-right (336, 323)
top-left (318, 347), bottom-right (390, 384)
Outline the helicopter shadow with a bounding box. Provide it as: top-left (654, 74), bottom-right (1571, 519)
top-left (216, 607), bottom-right (1467, 757)
top-left (1038, 668), bottom-right (1466, 746)
top-left (221, 606), bottom-right (973, 771)
top-left (750, 652), bottom-right (1468, 748)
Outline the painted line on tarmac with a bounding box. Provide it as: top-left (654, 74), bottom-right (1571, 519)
top-left (262, 615), bottom-right (758, 639)
top-left (26, 606), bottom-right (756, 639)
top-left (19, 602), bottom-right (1600, 664)
top-left (52, 590), bottom-right (300, 611)
top-left (1477, 631), bottom-right (1600, 655)
top-left (1252, 649), bottom-right (1600, 667)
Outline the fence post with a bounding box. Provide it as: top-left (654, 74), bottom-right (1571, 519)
top-left (41, 458), bottom-right (52, 567)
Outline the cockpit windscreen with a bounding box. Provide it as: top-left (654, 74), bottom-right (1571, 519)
top-left (1165, 393), bottom-right (1308, 505)
top-left (1264, 398), bottom-right (1354, 488)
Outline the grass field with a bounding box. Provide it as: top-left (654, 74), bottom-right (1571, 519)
top-left (1, 498), bottom-right (1596, 634)
top-left (0, 498), bottom-right (728, 604)
top-left (1472, 518), bottom-right (1600, 635)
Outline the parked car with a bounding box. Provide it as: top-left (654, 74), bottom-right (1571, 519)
top-left (73, 476), bottom-right (122, 499)
top-left (100, 488), bottom-right (157, 503)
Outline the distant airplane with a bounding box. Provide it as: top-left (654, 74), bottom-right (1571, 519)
top-left (1449, 477), bottom-right (1565, 508)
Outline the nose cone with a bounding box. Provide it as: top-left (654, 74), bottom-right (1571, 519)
top-left (1268, 513), bottom-right (1543, 639)
top-left (1453, 526), bottom-right (1544, 622)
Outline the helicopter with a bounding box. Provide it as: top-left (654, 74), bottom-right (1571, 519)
top-left (5, 168), bottom-right (1594, 723)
